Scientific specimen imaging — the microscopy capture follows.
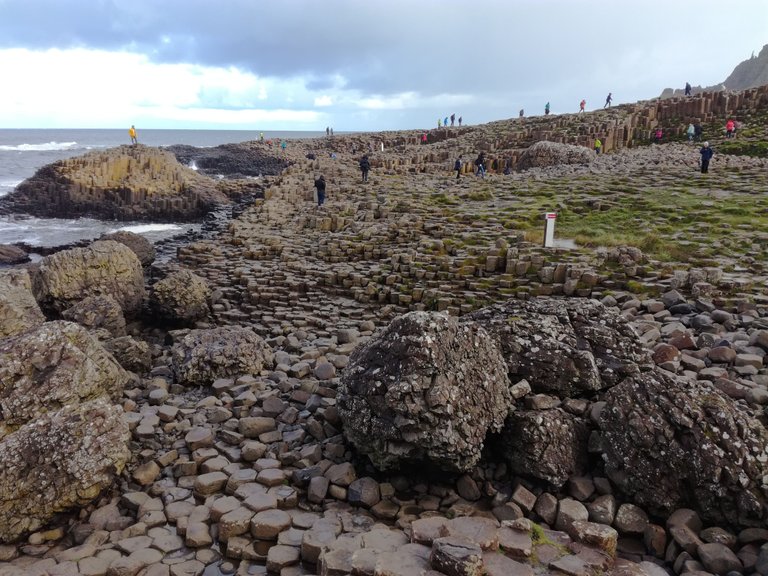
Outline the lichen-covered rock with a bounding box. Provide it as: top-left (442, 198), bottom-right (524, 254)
top-left (516, 141), bottom-right (595, 170)
top-left (103, 336), bottom-right (152, 374)
top-left (0, 244), bottom-right (29, 265)
top-left (600, 370), bottom-right (768, 529)
top-left (0, 269), bottom-right (45, 339)
top-left (499, 409), bottom-right (590, 489)
top-left (61, 295), bottom-right (126, 338)
top-left (34, 240), bottom-right (144, 316)
top-left (0, 321), bottom-right (128, 439)
top-left (149, 269), bottom-right (211, 326)
top-left (171, 326), bottom-right (274, 386)
top-left (100, 230), bottom-right (156, 266)
top-left (0, 398), bottom-right (130, 543)
top-left (464, 298), bottom-right (652, 397)
top-left (338, 311), bottom-right (511, 472)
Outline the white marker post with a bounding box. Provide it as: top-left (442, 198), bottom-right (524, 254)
top-left (543, 212), bottom-right (557, 248)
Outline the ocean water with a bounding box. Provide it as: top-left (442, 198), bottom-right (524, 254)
top-left (0, 128), bottom-right (322, 250)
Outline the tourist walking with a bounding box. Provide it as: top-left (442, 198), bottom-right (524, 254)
top-left (694, 123), bottom-right (703, 142)
top-left (699, 142), bottom-right (713, 173)
top-left (359, 155), bottom-right (370, 182)
top-left (458, 116), bottom-right (462, 126)
top-left (128, 125), bottom-right (137, 145)
top-left (421, 133), bottom-right (427, 145)
top-left (260, 132), bottom-right (264, 142)
top-left (685, 82), bottom-right (692, 97)
top-left (654, 128), bottom-right (663, 144)
top-left (454, 155), bottom-right (462, 180)
top-left (474, 152), bottom-right (485, 178)
top-left (519, 109), bottom-right (524, 118)
top-left (545, 102), bottom-right (550, 115)
top-left (726, 119), bottom-right (735, 138)
top-left (326, 127), bottom-right (330, 137)
top-left (314, 175), bottom-right (327, 206)
top-left (281, 140), bottom-right (287, 152)
top-left (686, 123), bottom-right (695, 142)
top-left (444, 117), bottom-right (449, 127)
top-left (604, 93), bottom-right (612, 108)
top-left (450, 113), bottom-right (455, 126)
top-left (594, 138), bottom-right (602, 154)
top-left (579, 99), bottom-right (586, 113)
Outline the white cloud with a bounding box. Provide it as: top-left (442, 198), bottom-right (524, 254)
top-left (314, 95), bottom-right (333, 107)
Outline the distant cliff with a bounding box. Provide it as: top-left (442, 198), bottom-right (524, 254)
top-left (723, 44), bottom-right (768, 90)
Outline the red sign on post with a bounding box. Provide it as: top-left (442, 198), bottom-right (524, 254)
top-left (545, 212), bottom-right (557, 219)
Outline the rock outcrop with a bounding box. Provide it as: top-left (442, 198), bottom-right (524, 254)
top-left (516, 141), bottom-right (595, 171)
top-left (338, 311), bottom-right (511, 472)
top-left (0, 321), bottom-right (129, 439)
top-left (723, 44), bottom-right (768, 91)
top-left (100, 230), bottom-right (157, 267)
top-left (465, 298), bottom-right (652, 397)
top-left (0, 269), bottom-right (46, 339)
top-left (3, 145), bottom-right (229, 221)
top-left (0, 398), bottom-right (129, 543)
top-left (165, 142), bottom-right (290, 178)
top-left (170, 326), bottom-right (274, 386)
top-left (149, 269), bottom-right (211, 326)
top-left (600, 370), bottom-right (768, 529)
top-left (61, 295), bottom-right (127, 338)
top-left (0, 244), bottom-right (29, 265)
top-left (34, 240), bottom-right (144, 316)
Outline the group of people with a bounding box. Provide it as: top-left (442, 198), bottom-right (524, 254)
top-left (325, 127), bottom-right (334, 137)
top-left (438, 114), bottom-right (462, 128)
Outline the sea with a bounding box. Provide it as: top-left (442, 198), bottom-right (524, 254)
top-left (0, 128), bottom-right (322, 252)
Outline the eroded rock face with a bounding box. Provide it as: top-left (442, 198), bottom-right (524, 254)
top-left (34, 240), bottom-right (144, 316)
top-left (171, 326), bottom-right (274, 386)
top-left (516, 141), bottom-right (595, 170)
top-left (0, 321), bottom-right (129, 439)
top-left (600, 370), bottom-right (768, 529)
top-left (0, 398), bottom-right (129, 543)
top-left (61, 295), bottom-right (127, 338)
top-left (149, 269), bottom-right (211, 326)
top-left (338, 312), bottom-right (511, 472)
top-left (499, 409), bottom-right (590, 489)
top-left (0, 269), bottom-right (46, 339)
top-left (464, 298), bottom-right (652, 397)
top-left (100, 230), bottom-right (156, 267)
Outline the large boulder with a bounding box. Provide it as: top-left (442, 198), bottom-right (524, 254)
top-left (149, 269), bottom-right (211, 326)
top-left (0, 269), bottom-right (46, 338)
top-left (600, 370), bottom-right (768, 529)
top-left (0, 321), bottom-right (128, 438)
top-left (0, 244), bottom-right (29, 265)
top-left (0, 398), bottom-right (130, 543)
top-left (34, 240), bottom-right (144, 316)
top-left (464, 298), bottom-right (652, 397)
top-left (103, 336), bottom-right (152, 374)
top-left (100, 230), bottom-right (156, 266)
top-left (338, 311), bottom-right (511, 472)
top-left (499, 409), bottom-right (590, 488)
top-left (516, 141), bottom-right (595, 171)
top-left (171, 326), bottom-right (274, 386)
top-left (61, 294), bottom-right (127, 338)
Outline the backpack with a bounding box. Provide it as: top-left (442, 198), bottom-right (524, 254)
top-left (454, 159), bottom-right (462, 170)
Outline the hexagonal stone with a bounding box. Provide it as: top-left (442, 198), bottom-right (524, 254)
top-left (431, 536), bottom-right (483, 576)
top-left (250, 509), bottom-right (292, 540)
top-left (219, 506), bottom-right (255, 542)
top-left (325, 462), bottom-right (357, 486)
top-left (193, 471), bottom-right (228, 496)
top-left (411, 517), bottom-right (450, 546)
top-left (483, 550), bottom-right (534, 576)
top-left (257, 468), bottom-right (286, 487)
top-left (444, 517), bottom-right (500, 550)
top-left (266, 544), bottom-right (301, 573)
top-left (185, 521), bottom-right (213, 547)
top-left (244, 492), bottom-right (278, 513)
top-left (348, 477), bottom-right (381, 508)
top-left (210, 496), bottom-right (242, 522)
top-left (184, 427), bottom-right (214, 450)
top-left (497, 527), bottom-right (532, 558)
top-left (374, 544), bottom-right (431, 576)
top-left (360, 528), bottom-right (408, 552)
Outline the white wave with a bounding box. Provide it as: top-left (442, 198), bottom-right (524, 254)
top-left (115, 223), bottom-right (183, 234)
top-left (189, 160), bottom-right (198, 171)
top-left (0, 141), bottom-right (79, 152)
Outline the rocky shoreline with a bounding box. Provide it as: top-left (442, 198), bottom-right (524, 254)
top-left (1, 89), bottom-right (767, 576)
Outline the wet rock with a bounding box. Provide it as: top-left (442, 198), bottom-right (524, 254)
top-left (338, 311), bottom-right (510, 472)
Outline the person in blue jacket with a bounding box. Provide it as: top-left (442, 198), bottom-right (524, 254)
top-left (699, 142), bottom-right (714, 173)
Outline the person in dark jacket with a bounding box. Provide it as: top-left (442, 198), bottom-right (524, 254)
top-left (359, 155), bottom-right (370, 182)
top-left (694, 123), bottom-right (703, 142)
top-left (454, 155), bottom-right (462, 180)
top-left (474, 152), bottom-right (485, 178)
top-left (699, 142), bottom-right (713, 173)
top-left (314, 175), bottom-right (326, 206)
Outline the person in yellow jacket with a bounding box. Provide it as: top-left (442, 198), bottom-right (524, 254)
top-left (594, 138), bottom-right (602, 154)
top-left (129, 125), bottom-right (137, 145)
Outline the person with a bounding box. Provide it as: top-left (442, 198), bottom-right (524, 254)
top-left (474, 152), bottom-right (485, 178)
top-left (330, 128), bottom-right (334, 136)
top-left (359, 155), bottom-right (370, 182)
top-left (326, 127), bottom-right (330, 137)
top-left (314, 175), bottom-right (326, 206)
top-left (437, 118), bottom-right (442, 129)
top-left (450, 113), bottom-right (455, 126)
top-left (699, 142), bottom-right (713, 173)
top-left (458, 116), bottom-right (462, 126)
top-left (545, 102), bottom-right (550, 115)
top-left (654, 128), bottom-right (663, 144)
top-left (686, 123), bottom-right (695, 143)
top-left (604, 93), bottom-right (612, 108)
top-left (281, 140), bottom-right (287, 152)
top-left (444, 117), bottom-right (448, 127)
top-left (421, 133), bottom-right (427, 145)
top-left (726, 119), bottom-right (735, 139)
top-left (260, 132), bottom-right (264, 142)
top-left (128, 125), bottom-right (137, 145)
top-left (579, 99), bottom-right (586, 113)
top-left (685, 82), bottom-right (692, 97)
top-left (454, 155), bottom-right (462, 180)
top-left (519, 109), bottom-right (524, 118)
top-left (594, 138), bottom-right (602, 154)
top-left (694, 123), bottom-right (703, 142)
top-left (503, 159), bottom-right (511, 175)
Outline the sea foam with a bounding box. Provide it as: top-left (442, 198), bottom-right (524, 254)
top-left (0, 141), bottom-right (79, 152)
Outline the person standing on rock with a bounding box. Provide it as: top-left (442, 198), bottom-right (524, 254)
top-left (699, 142), bottom-right (714, 174)
top-left (128, 125), bottom-right (137, 145)
top-left (450, 113), bottom-right (455, 126)
top-left (594, 138), bottom-right (602, 154)
top-left (458, 116), bottom-right (462, 126)
top-left (519, 109), bottom-right (524, 119)
top-left (579, 99), bottom-right (586, 113)
top-left (359, 155), bottom-right (370, 183)
top-left (687, 123), bottom-right (695, 143)
top-left (685, 82), bottom-right (692, 96)
top-left (545, 102), bottom-right (550, 115)
top-left (421, 133), bottom-right (427, 145)
top-left (604, 93), bottom-right (612, 108)
top-left (314, 175), bottom-right (326, 206)
top-left (654, 128), bottom-right (663, 144)
top-left (474, 152), bottom-right (485, 178)
top-left (726, 119), bottom-right (735, 139)
top-left (454, 155), bottom-right (463, 180)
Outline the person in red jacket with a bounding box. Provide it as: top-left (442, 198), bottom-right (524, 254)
top-left (726, 119), bottom-right (735, 139)
top-left (579, 99), bottom-right (586, 113)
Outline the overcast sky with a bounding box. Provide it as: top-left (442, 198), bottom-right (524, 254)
top-left (0, 0), bottom-right (765, 131)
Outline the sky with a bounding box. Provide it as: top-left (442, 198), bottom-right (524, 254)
top-left (0, 0), bottom-right (765, 132)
